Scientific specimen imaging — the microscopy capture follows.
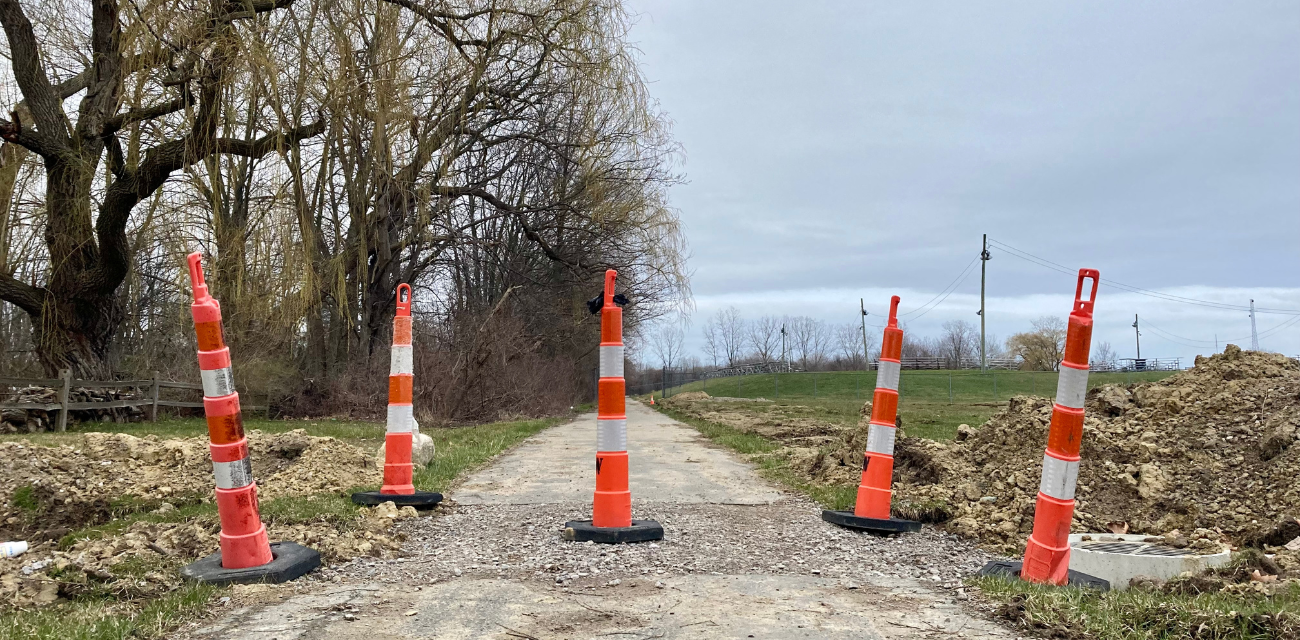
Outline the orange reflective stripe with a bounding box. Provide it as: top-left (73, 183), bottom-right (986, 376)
top-left (598, 379), bottom-right (625, 416)
top-left (1063, 317), bottom-right (1092, 366)
top-left (206, 413), bottom-right (245, 445)
top-left (393, 316), bottom-right (412, 346)
top-left (870, 389), bottom-right (898, 424)
top-left (195, 320), bottom-right (225, 352)
top-left (1045, 407), bottom-right (1084, 459)
top-left (388, 375), bottom-right (413, 404)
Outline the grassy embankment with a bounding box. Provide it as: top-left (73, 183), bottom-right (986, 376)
top-left (0, 415), bottom-right (561, 640)
top-left (654, 369), bottom-right (1174, 440)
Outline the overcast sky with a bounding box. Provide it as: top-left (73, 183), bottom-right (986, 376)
top-left (624, 0), bottom-right (1300, 365)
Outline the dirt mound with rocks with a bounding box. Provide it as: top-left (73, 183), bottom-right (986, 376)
top-left (0, 501), bottom-right (423, 610)
top-left (0, 429), bottom-right (380, 543)
top-left (806, 346), bottom-right (1300, 556)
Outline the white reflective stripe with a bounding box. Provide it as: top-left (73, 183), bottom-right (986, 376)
top-left (387, 404), bottom-right (414, 433)
top-left (600, 345), bottom-right (624, 378)
top-left (876, 360), bottom-right (900, 391)
top-left (1056, 365), bottom-right (1089, 409)
top-left (201, 367), bottom-right (236, 398)
top-left (213, 458), bottom-right (254, 489)
top-left (865, 423), bottom-right (896, 455)
top-left (1039, 454), bottom-right (1079, 500)
top-left (390, 345), bottom-right (413, 375)
top-left (596, 419), bottom-right (627, 451)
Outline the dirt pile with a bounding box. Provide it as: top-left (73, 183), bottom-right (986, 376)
top-left (846, 346), bottom-right (1300, 555)
top-left (0, 502), bottom-right (422, 610)
top-left (0, 429), bottom-right (381, 542)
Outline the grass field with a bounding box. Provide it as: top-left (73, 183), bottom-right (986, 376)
top-left (0, 414), bottom-right (562, 640)
top-left (651, 369), bottom-right (1175, 441)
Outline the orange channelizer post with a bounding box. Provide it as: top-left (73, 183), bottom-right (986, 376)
top-left (352, 284), bottom-right (443, 509)
top-left (564, 270), bottom-right (663, 544)
top-left (180, 252), bottom-right (320, 585)
top-left (978, 269), bottom-right (1110, 591)
top-left (821, 296), bottom-right (920, 534)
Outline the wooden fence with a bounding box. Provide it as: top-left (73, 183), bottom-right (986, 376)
top-left (0, 370), bottom-right (266, 432)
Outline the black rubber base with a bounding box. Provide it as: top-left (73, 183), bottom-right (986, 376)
top-left (563, 519), bottom-right (664, 544)
top-left (181, 542), bottom-right (321, 586)
top-left (821, 509), bottom-right (922, 534)
top-left (350, 490), bottom-right (444, 508)
top-left (977, 559), bottom-right (1111, 591)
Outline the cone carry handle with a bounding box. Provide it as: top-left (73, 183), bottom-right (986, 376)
top-left (188, 253), bottom-right (210, 302)
top-left (1074, 270), bottom-right (1098, 316)
top-left (604, 269), bottom-right (617, 307)
top-left (887, 295), bottom-right (900, 328)
top-left (396, 283), bottom-right (412, 317)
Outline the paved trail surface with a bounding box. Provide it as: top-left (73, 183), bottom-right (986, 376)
top-left (188, 402), bottom-right (1019, 639)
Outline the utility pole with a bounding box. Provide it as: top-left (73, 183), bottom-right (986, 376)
top-left (979, 234), bottom-right (990, 371)
top-left (859, 299), bottom-right (870, 370)
top-left (1132, 314), bottom-right (1141, 359)
top-left (1250, 299), bottom-right (1259, 351)
top-left (780, 324), bottom-right (787, 371)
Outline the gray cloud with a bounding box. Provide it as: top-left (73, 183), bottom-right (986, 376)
top-left (627, 0), bottom-right (1300, 361)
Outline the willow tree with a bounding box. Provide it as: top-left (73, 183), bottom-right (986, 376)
top-left (0, 0), bottom-right (321, 376)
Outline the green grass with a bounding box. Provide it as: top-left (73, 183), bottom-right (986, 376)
top-left (0, 583), bottom-right (218, 640)
top-left (974, 575), bottom-right (1300, 639)
top-left (2, 414), bottom-right (565, 639)
top-left (658, 404), bottom-right (857, 510)
top-left (656, 369), bottom-right (1175, 441)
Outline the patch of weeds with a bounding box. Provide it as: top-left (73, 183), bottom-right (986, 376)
top-left (10, 485), bottom-right (39, 512)
top-left (260, 493), bottom-right (363, 526)
top-left (0, 582), bottom-right (218, 640)
top-left (974, 574), bottom-right (1300, 640)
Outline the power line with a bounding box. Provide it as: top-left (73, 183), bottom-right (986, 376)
top-left (898, 256), bottom-right (980, 318)
top-left (987, 238), bottom-right (1300, 315)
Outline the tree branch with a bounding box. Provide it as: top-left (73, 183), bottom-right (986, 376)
top-left (0, 271), bottom-right (45, 316)
top-left (0, 0), bottom-right (70, 145)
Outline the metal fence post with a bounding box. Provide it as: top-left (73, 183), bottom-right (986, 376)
top-left (150, 370), bottom-right (160, 422)
top-left (56, 368), bottom-right (71, 432)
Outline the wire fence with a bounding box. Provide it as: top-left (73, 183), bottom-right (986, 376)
top-left (626, 368), bottom-right (1178, 405)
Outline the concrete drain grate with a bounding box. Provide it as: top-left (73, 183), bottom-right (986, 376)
top-left (1068, 534), bottom-right (1231, 589)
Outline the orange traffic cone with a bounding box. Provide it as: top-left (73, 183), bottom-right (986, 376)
top-left (821, 296), bottom-right (921, 534)
top-left (979, 269), bottom-right (1109, 590)
top-left (564, 270), bottom-right (663, 544)
top-left (649, 396), bottom-right (656, 406)
top-left (353, 284), bottom-right (442, 508)
top-left (180, 252), bottom-right (320, 585)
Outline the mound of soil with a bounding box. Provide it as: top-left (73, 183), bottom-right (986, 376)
top-left (0, 429), bottom-right (381, 543)
top-left (0, 502), bottom-right (420, 610)
top-left (857, 345), bottom-right (1300, 555)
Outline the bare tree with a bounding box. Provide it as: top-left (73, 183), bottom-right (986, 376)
top-left (702, 322), bottom-right (720, 368)
top-left (651, 323), bottom-right (685, 370)
top-left (786, 316), bottom-right (830, 370)
top-left (707, 307), bottom-right (745, 366)
top-left (833, 323), bottom-right (865, 369)
top-left (940, 319), bottom-right (978, 367)
top-left (1093, 341), bottom-right (1117, 368)
top-left (749, 315), bottom-right (782, 362)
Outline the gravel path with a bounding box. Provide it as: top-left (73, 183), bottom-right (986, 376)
top-left (188, 402), bottom-right (1022, 639)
